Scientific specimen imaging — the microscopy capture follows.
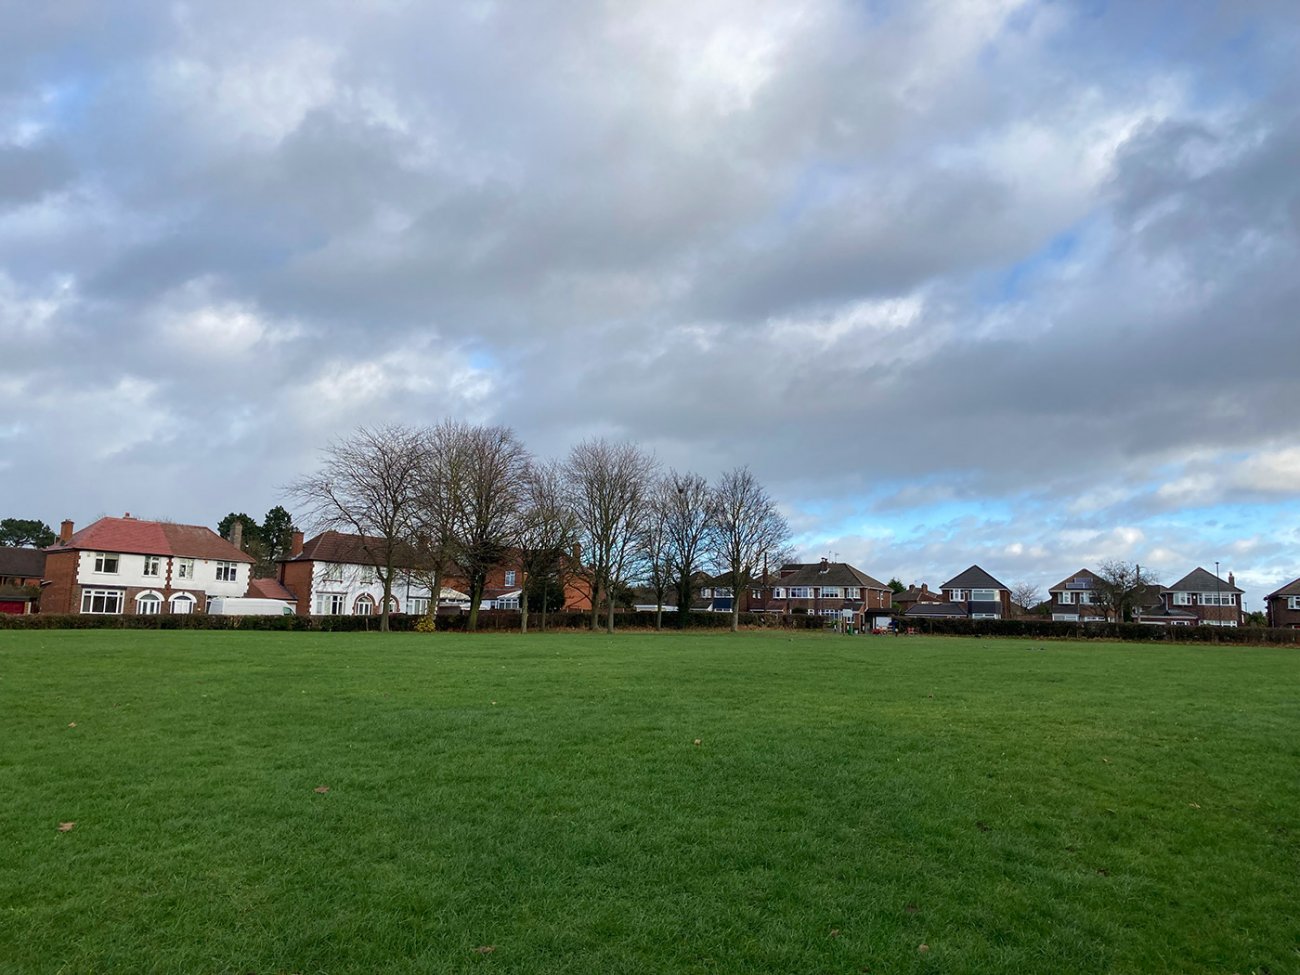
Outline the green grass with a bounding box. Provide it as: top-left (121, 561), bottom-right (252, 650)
top-left (1, 631), bottom-right (1297, 975)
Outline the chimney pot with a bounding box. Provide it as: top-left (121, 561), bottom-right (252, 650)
top-left (1228, 572), bottom-right (1235, 587)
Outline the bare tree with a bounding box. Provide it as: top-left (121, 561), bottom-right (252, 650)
top-left (287, 424), bottom-right (425, 632)
top-left (516, 460), bottom-right (577, 634)
top-left (411, 420), bottom-right (472, 629)
top-left (1094, 560), bottom-right (1160, 623)
top-left (563, 439), bottom-right (658, 633)
top-left (1010, 582), bottom-right (1041, 616)
top-left (638, 478), bottom-right (676, 630)
top-left (708, 467), bottom-right (791, 633)
top-left (456, 424), bottom-right (530, 632)
top-left (662, 470), bottom-right (711, 629)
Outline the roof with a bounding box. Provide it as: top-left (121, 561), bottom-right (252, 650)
top-left (904, 602), bottom-right (969, 618)
top-left (46, 517), bottom-right (254, 563)
top-left (0, 546), bottom-right (46, 578)
top-left (0, 584), bottom-right (39, 601)
top-left (1266, 576), bottom-right (1300, 599)
top-left (940, 565), bottom-right (1009, 591)
top-left (1048, 568), bottom-right (1102, 592)
top-left (892, 585), bottom-right (944, 604)
top-left (777, 561), bottom-right (891, 591)
top-left (286, 531), bottom-right (423, 568)
top-left (247, 577), bottom-right (296, 601)
top-left (1166, 567), bottom-right (1242, 594)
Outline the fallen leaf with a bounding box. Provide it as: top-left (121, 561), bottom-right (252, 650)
top-left (57, 822), bottom-right (75, 832)
top-left (1096, 868), bottom-right (1110, 877)
top-left (918, 943), bottom-right (929, 954)
top-left (473, 945), bottom-right (495, 954)
top-left (905, 903), bottom-right (919, 914)
top-left (829, 928), bottom-right (841, 938)
top-left (1101, 757), bottom-right (1110, 764)
top-left (314, 786), bottom-right (330, 794)
top-left (1187, 802), bottom-right (1201, 809)
top-left (68, 722), bottom-right (77, 728)
top-left (693, 739), bottom-right (702, 746)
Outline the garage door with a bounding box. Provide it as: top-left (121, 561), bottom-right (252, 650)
top-left (0, 600), bottom-right (27, 614)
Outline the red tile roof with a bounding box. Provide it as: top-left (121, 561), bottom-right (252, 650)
top-left (48, 516), bottom-right (255, 563)
top-left (288, 530), bottom-right (421, 567)
top-left (247, 577), bottom-right (296, 601)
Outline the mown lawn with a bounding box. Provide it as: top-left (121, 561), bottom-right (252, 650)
top-left (1, 630), bottom-right (1297, 974)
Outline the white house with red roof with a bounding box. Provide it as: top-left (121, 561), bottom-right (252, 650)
top-left (40, 515), bottom-right (255, 616)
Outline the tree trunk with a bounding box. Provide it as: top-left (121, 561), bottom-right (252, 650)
top-left (380, 559), bottom-right (395, 632)
top-left (468, 571), bottom-right (485, 632)
top-left (731, 597), bottom-right (740, 633)
top-left (606, 596), bottom-right (615, 634)
top-left (520, 585), bottom-right (529, 634)
top-left (655, 602), bottom-right (662, 631)
top-left (590, 581), bottom-right (601, 631)
top-left (429, 566), bottom-right (444, 631)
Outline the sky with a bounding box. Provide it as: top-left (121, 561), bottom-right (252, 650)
top-left (2, 0), bottom-right (1298, 610)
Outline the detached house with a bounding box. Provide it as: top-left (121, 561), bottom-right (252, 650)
top-left (1047, 569), bottom-right (1107, 622)
top-left (40, 515), bottom-right (254, 616)
top-left (1138, 567), bottom-right (1243, 627)
top-left (937, 565), bottom-right (1012, 619)
top-left (891, 583), bottom-right (944, 616)
top-left (1265, 576), bottom-right (1300, 629)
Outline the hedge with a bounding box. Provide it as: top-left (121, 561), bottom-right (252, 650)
top-left (897, 616), bottom-right (1300, 645)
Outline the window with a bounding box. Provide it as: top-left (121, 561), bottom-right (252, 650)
top-left (81, 589), bottom-right (124, 614)
top-left (843, 588), bottom-right (860, 599)
top-left (1200, 592), bottom-right (1235, 606)
top-left (135, 592), bottom-right (162, 615)
top-left (505, 570), bottom-right (516, 587)
top-left (169, 593), bottom-right (196, 615)
top-left (820, 587), bottom-right (842, 599)
top-left (1078, 591), bottom-right (1094, 604)
top-left (176, 558), bottom-right (195, 579)
top-left (93, 552), bottom-right (119, 574)
top-left (407, 597), bottom-right (430, 615)
top-left (1058, 591), bottom-right (1074, 604)
top-left (215, 561), bottom-right (238, 582)
top-left (972, 612), bottom-right (1000, 619)
top-left (498, 595), bottom-right (520, 610)
top-left (949, 589), bottom-right (967, 601)
top-left (1172, 592), bottom-right (1191, 606)
top-left (1289, 596), bottom-right (1300, 610)
top-left (322, 564), bottom-right (344, 582)
top-left (314, 593), bottom-right (345, 615)
top-left (714, 587), bottom-right (732, 598)
top-left (354, 595), bottom-right (376, 616)
top-left (971, 589), bottom-right (998, 602)
top-left (772, 587), bottom-right (785, 598)
top-left (142, 556), bottom-right (161, 577)
top-left (789, 587), bottom-right (811, 598)
top-left (359, 565), bottom-right (376, 585)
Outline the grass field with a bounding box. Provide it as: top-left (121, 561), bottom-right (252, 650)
top-left (1, 630), bottom-right (1297, 975)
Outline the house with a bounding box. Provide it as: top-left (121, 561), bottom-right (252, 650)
top-left (1047, 569), bottom-right (1107, 622)
top-left (0, 545), bottom-right (46, 614)
top-left (937, 565), bottom-right (1012, 619)
top-left (1139, 567), bottom-right (1243, 627)
top-left (891, 583), bottom-right (944, 616)
top-left (762, 559), bottom-right (894, 629)
top-left (1264, 576), bottom-right (1300, 629)
top-left (277, 530), bottom-right (587, 616)
top-left (39, 515), bottom-right (254, 616)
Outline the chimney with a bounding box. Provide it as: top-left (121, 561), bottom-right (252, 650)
top-left (59, 519), bottom-right (74, 544)
top-left (229, 521), bottom-right (244, 551)
top-left (290, 531), bottom-right (304, 557)
top-left (819, 558), bottom-right (830, 574)
top-left (1228, 572), bottom-right (1235, 587)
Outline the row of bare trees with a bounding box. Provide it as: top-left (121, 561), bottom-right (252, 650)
top-left (288, 424), bottom-right (791, 633)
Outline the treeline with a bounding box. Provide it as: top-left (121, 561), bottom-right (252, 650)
top-left (287, 423), bottom-right (792, 633)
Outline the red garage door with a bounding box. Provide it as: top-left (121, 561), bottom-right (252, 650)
top-left (0, 601), bottom-right (27, 614)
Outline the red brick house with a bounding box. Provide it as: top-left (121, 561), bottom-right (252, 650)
top-left (891, 583), bottom-right (944, 616)
top-left (1046, 569), bottom-right (1107, 622)
top-left (0, 545), bottom-right (45, 614)
top-left (40, 515), bottom-right (255, 616)
top-left (1264, 576), bottom-right (1300, 629)
top-left (1139, 567), bottom-right (1243, 627)
top-left (758, 559), bottom-right (894, 628)
top-left (937, 565), bottom-right (1012, 618)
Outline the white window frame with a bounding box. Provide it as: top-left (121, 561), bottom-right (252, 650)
top-left (498, 595), bottom-right (520, 610)
top-left (1078, 591), bottom-right (1094, 604)
top-left (949, 589), bottom-right (968, 602)
top-left (215, 561), bottom-right (238, 582)
top-left (176, 558), bottom-right (195, 579)
top-left (504, 570), bottom-right (517, 587)
top-left (353, 594), bottom-right (376, 616)
top-left (81, 588), bottom-right (124, 614)
top-left (843, 588), bottom-right (860, 599)
top-left (971, 612), bottom-right (1000, 619)
top-left (789, 587), bottom-right (811, 599)
top-left (135, 591), bottom-right (163, 615)
top-left (1289, 596), bottom-right (1300, 610)
top-left (971, 588), bottom-right (998, 602)
top-left (359, 565), bottom-right (376, 585)
top-left (407, 596), bottom-right (430, 615)
top-left (820, 587), bottom-right (842, 599)
top-left (314, 592), bottom-right (346, 615)
top-left (142, 555), bottom-right (161, 577)
top-left (1058, 591), bottom-right (1074, 604)
top-left (169, 593), bottom-right (196, 615)
top-left (1200, 592), bottom-right (1235, 606)
top-left (1172, 592), bottom-right (1191, 606)
top-left (93, 552), bottom-right (119, 574)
